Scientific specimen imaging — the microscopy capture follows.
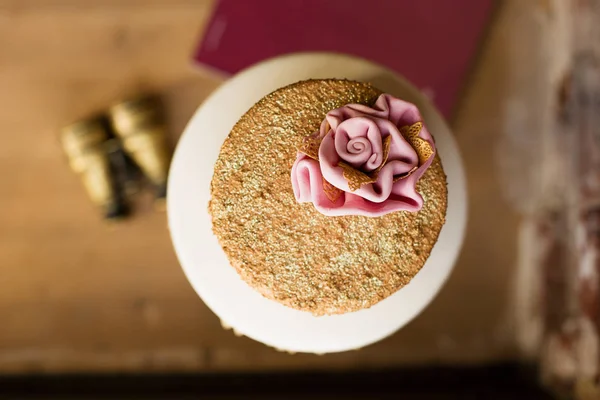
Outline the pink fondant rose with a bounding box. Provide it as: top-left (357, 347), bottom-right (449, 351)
top-left (290, 94), bottom-right (436, 217)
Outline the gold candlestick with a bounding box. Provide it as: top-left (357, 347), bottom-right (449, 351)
top-left (109, 97), bottom-right (171, 204)
top-left (61, 118), bottom-right (127, 219)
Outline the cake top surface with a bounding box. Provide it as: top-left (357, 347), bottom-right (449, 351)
top-left (209, 79), bottom-right (447, 315)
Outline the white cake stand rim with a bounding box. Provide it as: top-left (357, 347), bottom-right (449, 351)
top-left (168, 52), bottom-right (467, 353)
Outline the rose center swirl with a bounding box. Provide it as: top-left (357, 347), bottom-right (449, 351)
top-left (334, 124), bottom-right (383, 172)
top-left (347, 137), bottom-right (370, 154)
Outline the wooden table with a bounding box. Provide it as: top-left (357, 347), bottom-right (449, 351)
top-left (0, 0), bottom-right (532, 373)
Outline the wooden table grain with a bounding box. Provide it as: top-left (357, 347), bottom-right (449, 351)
top-left (0, 0), bottom-right (531, 373)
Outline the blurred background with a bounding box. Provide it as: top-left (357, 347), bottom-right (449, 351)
top-left (1, 0), bottom-right (598, 398)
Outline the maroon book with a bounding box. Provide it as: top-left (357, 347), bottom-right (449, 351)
top-left (193, 0), bottom-right (495, 118)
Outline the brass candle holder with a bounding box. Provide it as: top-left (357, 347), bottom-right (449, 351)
top-left (61, 118), bottom-right (128, 219)
top-left (108, 97), bottom-right (171, 207)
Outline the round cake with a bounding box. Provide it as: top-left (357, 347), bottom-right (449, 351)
top-left (209, 79), bottom-right (447, 316)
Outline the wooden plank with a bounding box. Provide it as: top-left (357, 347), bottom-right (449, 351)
top-left (0, 0), bottom-right (225, 373)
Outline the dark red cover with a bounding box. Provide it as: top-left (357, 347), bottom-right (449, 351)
top-left (193, 0), bottom-right (495, 118)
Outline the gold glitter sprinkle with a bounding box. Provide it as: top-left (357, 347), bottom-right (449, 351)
top-left (209, 79), bottom-right (447, 316)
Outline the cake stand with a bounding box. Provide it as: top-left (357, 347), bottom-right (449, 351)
top-left (168, 53), bottom-right (467, 354)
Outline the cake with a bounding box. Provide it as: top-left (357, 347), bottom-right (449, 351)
top-left (209, 79), bottom-right (447, 316)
